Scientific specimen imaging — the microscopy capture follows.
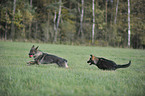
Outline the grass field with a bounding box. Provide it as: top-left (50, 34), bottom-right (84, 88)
top-left (0, 41), bottom-right (145, 96)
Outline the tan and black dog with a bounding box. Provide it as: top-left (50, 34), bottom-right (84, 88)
top-left (87, 55), bottom-right (131, 70)
top-left (27, 45), bottom-right (68, 68)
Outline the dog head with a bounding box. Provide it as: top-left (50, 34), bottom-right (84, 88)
top-left (28, 45), bottom-right (39, 58)
top-left (87, 55), bottom-right (99, 65)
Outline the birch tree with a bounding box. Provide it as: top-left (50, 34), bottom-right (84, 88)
top-left (29, 0), bottom-right (33, 39)
top-left (105, 0), bottom-right (108, 24)
top-left (114, 0), bottom-right (119, 24)
top-left (92, 0), bottom-right (95, 44)
top-left (53, 11), bottom-right (57, 39)
top-left (80, 0), bottom-right (84, 37)
top-left (5, 9), bottom-right (8, 40)
top-left (128, 0), bottom-right (131, 47)
top-left (78, 0), bottom-right (84, 38)
top-left (54, 0), bottom-right (62, 42)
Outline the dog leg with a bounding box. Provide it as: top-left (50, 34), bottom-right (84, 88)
top-left (57, 61), bottom-right (69, 68)
top-left (27, 61), bottom-right (36, 66)
top-left (35, 60), bottom-right (41, 65)
top-left (64, 62), bottom-right (69, 68)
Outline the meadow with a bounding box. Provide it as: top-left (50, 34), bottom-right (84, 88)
top-left (0, 41), bottom-right (145, 96)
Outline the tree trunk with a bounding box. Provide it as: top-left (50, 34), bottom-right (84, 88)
top-left (11, 0), bottom-right (16, 40)
top-left (5, 10), bottom-right (8, 40)
top-left (79, 0), bottom-right (84, 38)
top-left (53, 11), bottom-right (57, 42)
top-left (105, 0), bottom-right (107, 24)
top-left (30, 0), bottom-right (32, 7)
top-left (114, 0), bottom-right (119, 24)
top-left (56, 0), bottom-right (62, 29)
top-left (29, 0), bottom-right (33, 39)
top-left (92, 0), bottom-right (95, 44)
top-left (35, 21), bottom-right (38, 39)
top-left (29, 23), bottom-right (32, 39)
top-left (54, 0), bottom-right (62, 42)
top-left (128, 0), bottom-right (131, 47)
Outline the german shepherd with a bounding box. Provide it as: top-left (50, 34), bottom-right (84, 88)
top-left (87, 55), bottom-right (131, 70)
top-left (27, 45), bottom-right (68, 68)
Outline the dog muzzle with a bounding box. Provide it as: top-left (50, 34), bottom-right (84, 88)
top-left (29, 55), bottom-right (33, 58)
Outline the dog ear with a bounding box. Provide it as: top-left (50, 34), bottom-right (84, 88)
top-left (90, 55), bottom-right (94, 57)
top-left (91, 55), bottom-right (95, 60)
top-left (35, 46), bottom-right (39, 50)
top-left (32, 45), bottom-right (35, 48)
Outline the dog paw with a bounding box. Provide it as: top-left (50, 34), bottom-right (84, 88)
top-left (26, 61), bottom-right (32, 66)
top-left (27, 64), bottom-right (31, 66)
top-left (27, 61), bottom-right (30, 64)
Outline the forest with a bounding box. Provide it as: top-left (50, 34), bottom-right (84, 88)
top-left (0, 0), bottom-right (144, 48)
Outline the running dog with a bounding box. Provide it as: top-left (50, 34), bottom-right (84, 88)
top-left (27, 45), bottom-right (68, 68)
top-left (87, 55), bottom-right (131, 70)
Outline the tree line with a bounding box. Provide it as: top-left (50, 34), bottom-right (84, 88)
top-left (0, 0), bottom-right (144, 48)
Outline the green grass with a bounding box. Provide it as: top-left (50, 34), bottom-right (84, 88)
top-left (0, 41), bottom-right (145, 96)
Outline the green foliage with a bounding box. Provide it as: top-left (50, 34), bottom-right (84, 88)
top-left (41, 21), bottom-right (54, 42)
top-left (0, 41), bottom-right (145, 96)
top-left (131, 0), bottom-right (145, 46)
top-left (0, 0), bottom-right (144, 48)
top-left (14, 9), bottom-right (24, 29)
top-left (0, 8), bottom-right (11, 24)
top-left (60, 21), bottom-right (76, 41)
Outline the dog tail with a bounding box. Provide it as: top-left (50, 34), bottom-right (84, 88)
top-left (116, 60), bottom-right (131, 69)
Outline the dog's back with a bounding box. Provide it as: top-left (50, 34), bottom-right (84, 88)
top-left (96, 58), bottom-right (118, 70)
top-left (36, 53), bottom-right (68, 68)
